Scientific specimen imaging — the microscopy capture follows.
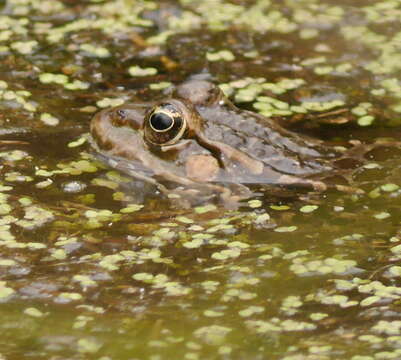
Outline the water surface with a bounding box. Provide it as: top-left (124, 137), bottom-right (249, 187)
top-left (1, 0), bottom-right (401, 359)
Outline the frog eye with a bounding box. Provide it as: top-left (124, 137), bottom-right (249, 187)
top-left (149, 112), bottom-right (174, 132)
top-left (144, 103), bottom-right (187, 146)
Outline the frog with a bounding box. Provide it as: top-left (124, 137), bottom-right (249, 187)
top-left (89, 79), bottom-right (362, 204)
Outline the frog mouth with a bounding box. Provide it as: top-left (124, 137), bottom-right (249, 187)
top-left (92, 151), bottom-right (155, 177)
top-left (87, 133), bottom-right (155, 177)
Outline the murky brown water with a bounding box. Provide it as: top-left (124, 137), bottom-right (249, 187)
top-left (1, 0), bottom-right (401, 359)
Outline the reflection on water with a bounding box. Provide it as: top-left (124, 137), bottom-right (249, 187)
top-left (1, 0), bottom-right (401, 359)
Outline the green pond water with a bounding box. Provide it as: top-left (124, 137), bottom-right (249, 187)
top-left (1, 0), bottom-right (401, 359)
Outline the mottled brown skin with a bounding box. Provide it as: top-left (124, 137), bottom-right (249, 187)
top-left (90, 80), bottom-right (348, 202)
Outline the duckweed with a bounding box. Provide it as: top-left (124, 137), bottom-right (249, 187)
top-left (80, 44), bottom-right (110, 58)
top-left (309, 313), bottom-right (328, 321)
top-left (39, 73), bottom-right (68, 85)
top-left (374, 212), bottom-right (391, 220)
top-left (193, 325), bottom-right (231, 346)
top-left (0, 282), bottom-right (15, 299)
top-left (96, 97), bottom-right (125, 108)
top-left (128, 65), bottom-right (158, 77)
top-left (238, 305), bottom-right (264, 317)
top-left (40, 113), bottom-right (59, 126)
top-left (68, 136), bottom-right (87, 148)
top-left (248, 199), bottom-right (262, 208)
top-left (194, 204), bottom-right (217, 214)
top-left (150, 81), bottom-right (172, 90)
top-left (58, 292), bottom-right (83, 302)
top-left (373, 321), bottom-right (401, 336)
top-left (77, 338), bottom-right (102, 354)
top-left (0, 259), bottom-right (16, 266)
top-left (290, 257), bottom-right (358, 276)
top-left (206, 50), bottom-right (235, 62)
top-left (203, 309), bottom-right (224, 317)
top-left (358, 115), bottom-right (375, 127)
top-left (119, 204), bottom-right (144, 213)
top-left (274, 226), bottom-right (297, 233)
top-left (10, 40), bottom-right (37, 54)
top-left (299, 205), bottom-right (318, 213)
top-left (23, 307), bottom-right (45, 318)
top-left (381, 184), bottom-right (399, 192)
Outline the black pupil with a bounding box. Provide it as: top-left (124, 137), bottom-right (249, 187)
top-left (150, 113), bottom-right (173, 131)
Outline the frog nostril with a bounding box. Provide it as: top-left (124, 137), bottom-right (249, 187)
top-left (116, 109), bottom-right (127, 119)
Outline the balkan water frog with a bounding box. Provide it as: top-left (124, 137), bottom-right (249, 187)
top-left (90, 80), bottom-right (356, 203)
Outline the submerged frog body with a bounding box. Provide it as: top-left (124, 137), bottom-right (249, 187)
top-left (90, 80), bottom-right (355, 203)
